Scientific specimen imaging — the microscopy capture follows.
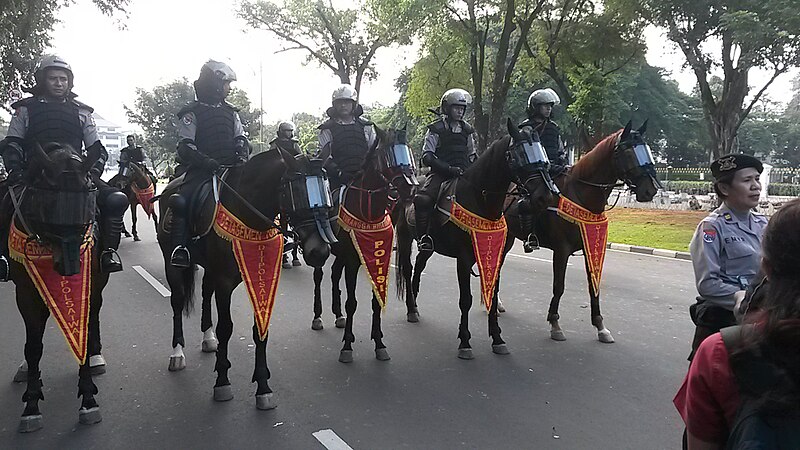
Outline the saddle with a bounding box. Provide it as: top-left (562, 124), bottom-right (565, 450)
top-left (158, 173), bottom-right (216, 239)
top-left (406, 179), bottom-right (458, 229)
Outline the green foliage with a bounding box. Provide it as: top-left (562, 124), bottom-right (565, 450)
top-left (0, 0), bottom-right (128, 108)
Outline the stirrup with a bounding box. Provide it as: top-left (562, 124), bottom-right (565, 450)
top-left (523, 234), bottom-right (540, 253)
top-left (170, 246), bottom-right (191, 269)
top-left (0, 255), bottom-right (9, 282)
top-left (417, 235), bottom-right (434, 253)
top-left (100, 249), bottom-right (123, 273)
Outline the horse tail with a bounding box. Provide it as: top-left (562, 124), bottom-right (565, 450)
top-left (394, 220), bottom-right (412, 302)
top-left (180, 263), bottom-right (196, 316)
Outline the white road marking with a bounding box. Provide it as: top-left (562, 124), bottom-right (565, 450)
top-left (132, 265), bottom-right (171, 297)
top-left (313, 429), bottom-right (354, 450)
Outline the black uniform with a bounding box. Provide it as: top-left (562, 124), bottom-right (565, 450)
top-left (519, 118), bottom-right (567, 172)
top-left (269, 137), bottom-right (301, 157)
top-left (317, 108), bottom-right (374, 190)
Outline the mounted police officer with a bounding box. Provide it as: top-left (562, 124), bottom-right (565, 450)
top-left (269, 121), bottom-right (302, 157)
top-left (317, 84), bottom-right (376, 191)
top-left (516, 88), bottom-right (567, 252)
top-left (687, 154), bottom-right (768, 360)
top-left (0, 55), bottom-right (127, 280)
top-left (118, 134), bottom-right (147, 176)
top-left (414, 88), bottom-right (477, 253)
top-left (168, 60), bottom-right (250, 268)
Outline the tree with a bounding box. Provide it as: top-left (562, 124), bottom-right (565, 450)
top-left (125, 79), bottom-right (262, 175)
top-left (238, 0), bottom-right (428, 94)
top-left (0, 0), bottom-right (128, 109)
top-left (640, 0), bottom-right (800, 160)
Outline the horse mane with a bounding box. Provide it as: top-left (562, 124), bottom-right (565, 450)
top-left (569, 130), bottom-right (621, 181)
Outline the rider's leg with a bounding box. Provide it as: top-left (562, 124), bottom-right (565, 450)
top-left (518, 197), bottom-right (539, 252)
top-left (413, 194), bottom-right (435, 253)
top-left (0, 191), bottom-right (13, 281)
top-left (96, 180), bottom-right (127, 273)
top-left (168, 193), bottom-right (191, 268)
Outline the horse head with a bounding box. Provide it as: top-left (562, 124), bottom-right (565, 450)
top-left (380, 124), bottom-right (419, 199)
top-left (506, 118), bottom-right (560, 209)
top-left (278, 150), bottom-right (333, 268)
top-left (614, 120), bottom-right (660, 202)
top-left (21, 142), bottom-right (99, 276)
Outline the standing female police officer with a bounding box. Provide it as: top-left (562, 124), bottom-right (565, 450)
top-left (687, 153), bottom-right (767, 359)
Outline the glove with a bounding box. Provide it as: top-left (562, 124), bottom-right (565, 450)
top-left (448, 166), bottom-right (464, 177)
top-left (202, 157), bottom-right (221, 174)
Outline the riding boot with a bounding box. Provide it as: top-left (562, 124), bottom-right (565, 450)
top-left (416, 208), bottom-right (434, 253)
top-left (168, 194), bottom-right (191, 269)
top-left (518, 198), bottom-right (539, 253)
top-left (98, 191), bottom-right (128, 274)
top-left (0, 191), bottom-right (12, 282)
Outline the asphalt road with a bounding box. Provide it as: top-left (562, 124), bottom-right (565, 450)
top-left (0, 207), bottom-right (697, 449)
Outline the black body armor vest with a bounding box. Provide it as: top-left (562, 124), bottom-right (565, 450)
top-left (428, 119), bottom-right (473, 170)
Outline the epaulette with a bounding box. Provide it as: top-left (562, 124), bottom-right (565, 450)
top-left (318, 118), bottom-right (337, 130)
top-left (222, 100), bottom-right (240, 112)
top-left (10, 96), bottom-right (36, 109)
top-left (426, 118), bottom-right (446, 133)
top-left (71, 98), bottom-right (94, 113)
top-left (462, 121), bottom-right (474, 134)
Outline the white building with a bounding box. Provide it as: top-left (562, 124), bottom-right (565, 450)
top-left (93, 113), bottom-right (132, 165)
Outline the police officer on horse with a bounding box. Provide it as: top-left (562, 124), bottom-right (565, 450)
top-left (317, 84), bottom-right (376, 191)
top-left (414, 88), bottom-right (477, 253)
top-left (118, 135), bottom-right (149, 177)
top-left (269, 121), bottom-right (302, 157)
top-left (0, 55), bottom-right (127, 280)
top-left (167, 60), bottom-right (250, 268)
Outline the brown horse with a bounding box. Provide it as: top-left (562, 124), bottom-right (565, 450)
top-left (395, 120), bottom-right (558, 359)
top-left (157, 149), bottom-right (332, 409)
top-left (109, 161), bottom-right (158, 241)
top-left (6, 142), bottom-right (108, 432)
top-left (502, 121), bottom-right (660, 343)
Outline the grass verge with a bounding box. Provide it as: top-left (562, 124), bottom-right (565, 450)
top-left (605, 208), bottom-right (707, 252)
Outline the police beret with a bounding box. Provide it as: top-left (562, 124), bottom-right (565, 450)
top-left (710, 154), bottom-right (763, 180)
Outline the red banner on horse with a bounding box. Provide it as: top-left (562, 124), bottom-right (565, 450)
top-left (556, 196), bottom-right (609, 294)
top-left (214, 203), bottom-right (283, 340)
top-left (132, 183), bottom-right (155, 218)
top-left (8, 223), bottom-right (93, 364)
top-left (338, 206), bottom-right (394, 309)
top-left (450, 202), bottom-right (507, 311)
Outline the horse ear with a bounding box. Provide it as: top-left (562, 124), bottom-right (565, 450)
top-left (507, 118), bottom-right (520, 140)
top-left (31, 141), bottom-right (54, 168)
top-left (637, 119), bottom-right (648, 135)
top-left (621, 120), bottom-right (632, 140)
top-left (374, 124), bottom-right (386, 143)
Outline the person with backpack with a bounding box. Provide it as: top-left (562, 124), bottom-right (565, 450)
top-left (674, 197), bottom-right (800, 449)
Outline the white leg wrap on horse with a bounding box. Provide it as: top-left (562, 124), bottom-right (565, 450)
top-left (171, 345), bottom-right (185, 358)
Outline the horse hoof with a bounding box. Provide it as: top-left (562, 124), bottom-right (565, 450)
top-left (375, 348), bottom-right (391, 361)
top-left (78, 406), bottom-right (102, 425)
top-left (339, 350), bottom-right (354, 363)
top-left (202, 338), bottom-right (219, 353)
top-left (492, 344), bottom-right (510, 355)
top-left (334, 317), bottom-right (346, 329)
top-left (497, 301), bottom-right (506, 313)
top-left (407, 312), bottom-right (419, 323)
top-left (292, 260), bottom-right (302, 267)
top-left (13, 362), bottom-right (27, 383)
top-left (256, 393), bottom-right (277, 410)
top-left (311, 318), bottom-right (323, 331)
top-left (133, 236), bottom-right (141, 242)
top-left (168, 355), bottom-right (186, 372)
top-left (18, 415), bottom-right (43, 433)
top-left (282, 262), bottom-right (292, 269)
top-left (213, 385), bottom-right (234, 402)
top-left (598, 329), bottom-right (615, 343)
top-left (89, 355), bottom-right (106, 375)
top-left (550, 330), bottom-right (567, 341)
top-left (457, 348), bottom-right (474, 360)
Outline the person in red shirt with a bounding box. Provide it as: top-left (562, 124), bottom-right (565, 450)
top-left (675, 197), bottom-right (800, 449)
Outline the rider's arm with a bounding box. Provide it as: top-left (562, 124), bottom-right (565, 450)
top-left (1, 107), bottom-right (27, 180)
top-left (175, 111), bottom-right (215, 171)
top-left (81, 109), bottom-right (108, 177)
top-left (467, 132), bottom-right (477, 163)
top-left (364, 124), bottom-right (377, 149)
top-left (421, 130), bottom-right (455, 176)
top-left (232, 112), bottom-right (250, 160)
top-left (317, 128), bottom-right (332, 161)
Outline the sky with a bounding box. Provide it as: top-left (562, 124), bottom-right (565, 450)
top-left (3, 0), bottom-right (798, 130)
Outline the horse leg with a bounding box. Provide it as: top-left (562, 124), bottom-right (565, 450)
top-left (131, 202), bottom-right (140, 242)
top-left (396, 228), bottom-right (418, 322)
top-left (548, 249), bottom-right (569, 341)
top-left (410, 250), bottom-right (433, 306)
top-left (212, 284), bottom-right (235, 401)
top-left (331, 256), bottom-right (345, 328)
top-left (87, 289), bottom-right (106, 375)
top-left (311, 266), bottom-right (324, 330)
top-left (584, 256), bottom-right (614, 343)
top-left (252, 324), bottom-right (276, 410)
top-left (201, 274), bottom-right (218, 352)
top-left (77, 359), bottom-right (101, 425)
top-left (17, 293), bottom-right (48, 433)
top-left (167, 269), bottom-right (187, 371)
top-left (338, 261), bottom-right (359, 363)
top-left (489, 274), bottom-right (509, 354)
top-left (456, 258), bottom-right (474, 359)
top-left (371, 293), bottom-right (390, 361)
top-left (291, 242), bottom-right (300, 266)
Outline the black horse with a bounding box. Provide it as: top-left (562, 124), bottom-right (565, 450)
top-left (109, 161), bottom-right (159, 241)
top-left (6, 142), bottom-right (108, 432)
top-left (502, 121), bottom-right (660, 342)
top-left (395, 120), bottom-right (558, 358)
top-left (157, 149), bottom-right (332, 409)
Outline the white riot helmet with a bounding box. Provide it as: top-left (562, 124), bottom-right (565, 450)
top-left (278, 121), bottom-right (296, 138)
top-left (440, 88), bottom-right (472, 117)
top-left (332, 84), bottom-right (358, 104)
top-left (200, 60), bottom-right (237, 83)
top-left (527, 88), bottom-right (560, 109)
top-left (34, 54), bottom-right (74, 89)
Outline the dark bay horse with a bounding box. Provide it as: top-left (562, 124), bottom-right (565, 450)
top-left (6, 142), bottom-right (108, 432)
top-left (157, 149), bottom-right (332, 409)
top-left (395, 121), bottom-right (558, 359)
top-left (503, 121), bottom-right (660, 343)
top-left (109, 161), bottom-right (158, 241)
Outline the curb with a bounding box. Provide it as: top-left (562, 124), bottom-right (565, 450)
top-left (607, 242), bottom-right (691, 260)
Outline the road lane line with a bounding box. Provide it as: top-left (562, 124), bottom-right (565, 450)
top-left (132, 265), bottom-right (171, 297)
top-left (313, 429), bottom-right (354, 450)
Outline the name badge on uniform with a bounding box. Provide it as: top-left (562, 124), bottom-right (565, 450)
top-left (703, 228), bottom-right (716, 243)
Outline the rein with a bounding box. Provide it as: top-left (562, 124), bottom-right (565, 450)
top-left (214, 172), bottom-right (281, 233)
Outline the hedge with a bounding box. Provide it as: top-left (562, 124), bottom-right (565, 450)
top-left (660, 181), bottom-right (800, 196)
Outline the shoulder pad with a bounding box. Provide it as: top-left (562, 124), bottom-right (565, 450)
top-left (177, 101), bottom-right (200, 118)
top-left (547, 120), bottom-right (560, 131)
top-left (222, 101), bottom-right (240, 112)
top-left (518, 118), bottom-right (534, 129)
top-left (426, 119), bottom-right (446, 133)
top-left (318, 118), bottom-right (337, 130)
top-left (71, 98), bottom-right (94, 113)
top-left (11, 96), bottom-right (39, 109)
top-left (461, 121), bottom-right (474, 134)
top-left (356, 117), bottom-right (373, 126)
